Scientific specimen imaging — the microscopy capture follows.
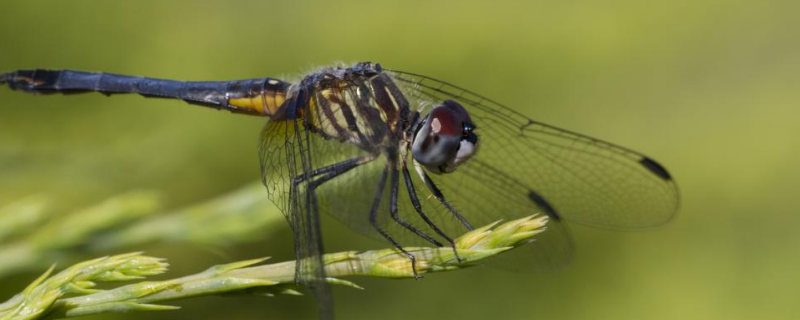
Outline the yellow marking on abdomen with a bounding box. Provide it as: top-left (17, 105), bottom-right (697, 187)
top-left (228, 92), bottom-right (286, 116)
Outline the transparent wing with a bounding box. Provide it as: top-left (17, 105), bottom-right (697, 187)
top-left (388, 70), bottom-right (680, 230)
top-left (259, 95), bottom-right (333, 320)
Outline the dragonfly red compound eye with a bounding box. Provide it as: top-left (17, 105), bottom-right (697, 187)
top-left (410, 101), bottom-right (477, 173)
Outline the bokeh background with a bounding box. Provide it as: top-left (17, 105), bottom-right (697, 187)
top-left (1, 1), bottom-right (799, 319)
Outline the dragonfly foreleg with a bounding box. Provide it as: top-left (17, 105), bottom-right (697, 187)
top-left (401, 163), bottom-right (463, 262)
top-left (413, 162), bottom-right (475, 231)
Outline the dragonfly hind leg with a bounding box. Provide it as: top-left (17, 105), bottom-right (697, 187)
top-left (289, 154), bottom-right (377, 286)
top-left (292, 154), bottom-right (378, 185)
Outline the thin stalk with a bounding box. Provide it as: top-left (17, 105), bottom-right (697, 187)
top-left (0, 215), bottom-right (548, 320)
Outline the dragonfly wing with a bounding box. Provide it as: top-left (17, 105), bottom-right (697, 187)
top-left (389, 70), bottom-right (680, 229)
top-left (259, 94), bottom-right (333, 320)
top-left (385, 70), bottom-right (679, 270)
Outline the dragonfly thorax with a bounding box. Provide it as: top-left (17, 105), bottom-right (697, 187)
top-left (411, 99), bottom-right (478, 174)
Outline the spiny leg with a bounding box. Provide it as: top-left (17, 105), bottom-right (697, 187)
top-left (293, 154), bottom-right (377, 185)
top-left (290, 154), bottom-right (377, 281)
top-left (299, 154), bottom-right (380, 225)
top-left (369, 166), bottom-right (422, 279)
top-left (415, 164), bottom-right (474, 231)
top-left (389, 160), bottom-right (443, 247)
top-left (402, 163), bottom-right (463, 261)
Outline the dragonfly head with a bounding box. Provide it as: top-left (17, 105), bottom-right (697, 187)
top-left (412, 100), bottom-right (478, 174)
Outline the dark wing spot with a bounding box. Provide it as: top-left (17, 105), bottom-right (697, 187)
top-left (528, 190), bottom-right (560, 221)
top-left (639, 157), bottom-right (672, 181)
top-left (519, 119), bottom-right (534, 132)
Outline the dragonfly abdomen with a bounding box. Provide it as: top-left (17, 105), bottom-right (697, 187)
top-left (1, 69), bottom-right (291, 117)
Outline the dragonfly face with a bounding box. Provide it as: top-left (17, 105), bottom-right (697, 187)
top-left (411, 99), bottom-right (479, 174)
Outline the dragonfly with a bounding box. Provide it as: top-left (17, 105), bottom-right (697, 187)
top-left (1, 62), bottom-right (679, 319)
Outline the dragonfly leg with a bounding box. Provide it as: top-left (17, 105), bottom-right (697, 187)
top-left (369, 166), bottom-right (422, 279)
top-left (401, 163), bottom-right (463, 262)
top-left (292, 154), bottom-right (377, 185)
top-left (389, 162), bottom-right (443, 247)
top-left (290, 154), bottom-right (378, 282)
top-left (301, 154), bottom-right (380, 227)
top-left (414, 163), bottom-right (475, 231)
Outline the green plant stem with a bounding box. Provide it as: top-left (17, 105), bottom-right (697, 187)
top-left (1, 215), bottom-right (548, 320)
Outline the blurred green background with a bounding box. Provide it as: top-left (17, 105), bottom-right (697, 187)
top-left (1, 0), bottom-right (799, 319)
